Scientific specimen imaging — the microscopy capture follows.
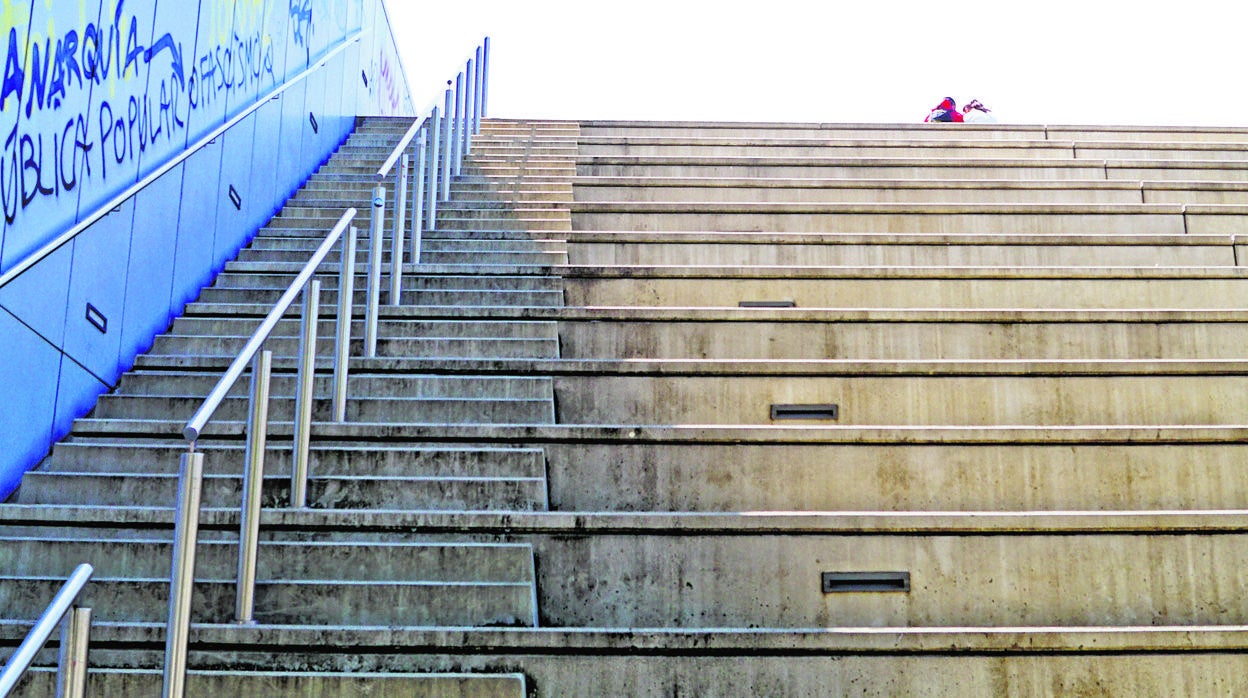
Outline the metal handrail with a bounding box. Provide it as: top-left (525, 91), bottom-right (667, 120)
top-left (0, 32), bottom-right (363, 291)
top-left (182, 210), bottom-right (357, 443)
top-left (0, 563), bottom-right (93, 697)
top-left (377, 117), bottom-right (427, 179)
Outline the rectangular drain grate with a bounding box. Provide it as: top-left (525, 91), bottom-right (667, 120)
top-left (771, 404), bottom-right (838, 421)
top-left (739, 300), bottom-right (796, 308)
top-left (822, 572), bottom-right (910, 593)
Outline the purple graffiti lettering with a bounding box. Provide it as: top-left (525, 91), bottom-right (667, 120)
top-left (2, 125), bottom-right (17, 223)
top-left (2, 28), bottom-right (24, 110)
top-left (25, 38), bottom-right (51, 118)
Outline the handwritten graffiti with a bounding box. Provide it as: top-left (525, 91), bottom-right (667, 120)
top-left (377, 50), bottom-right (401, 115)
top-left (290, 0), bottom-right (312, 60)
top-left (0, 0), bottom-right (300, 227)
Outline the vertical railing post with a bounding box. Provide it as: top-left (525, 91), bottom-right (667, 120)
top-left (464, 57), bottom-right (475, 155)
top-left (482, 37), bottom-right (491, 119)
top-left (290, 280), bottom-right (319, 509)
top-left (412, 136), bottom-right (427, 264)
top-left (427, 106), bottom-right (440, 226)
top-left (365, 187), bottom-right (385, 357)
top-left (163, 450), bottom-right (204, 698)
top-left (473, 44), bottom-right (484, 134)
top-left (389, 155), bottom-right (408, 306)
top-left (234, 350), bottom-right (271, 625)
top-left (440, 86), bottom-right (453, 202)
top-left (332, 226), bottom-right (356, 422)
top-left (452, 71), bottom-right (465, 177)
top-left (57, 606), bottom-right (91, 698)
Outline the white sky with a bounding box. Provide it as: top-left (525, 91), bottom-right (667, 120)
top-left (385, 1), bottom-right (1248, 127)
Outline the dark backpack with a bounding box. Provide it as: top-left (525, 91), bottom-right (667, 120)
top-left (928, 108), bottom-right (955, 122)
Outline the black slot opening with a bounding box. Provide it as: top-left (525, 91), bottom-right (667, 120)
top-left (770, 404), bottom-right (838, 421)
top-left (822, 571), bottom-right (910, 593)
top-left (739, 300), bottom-right (797, 308)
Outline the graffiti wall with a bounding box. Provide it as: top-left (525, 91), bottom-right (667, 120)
top-left (0, 0), bottom-right (413, 500)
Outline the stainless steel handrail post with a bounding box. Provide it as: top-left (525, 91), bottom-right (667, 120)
top-left (427, 106), bottom-right (440, 226)
top-left (452, 72), bottom-right (465, 177)
top-left (440, 87), bottom-right (453, 202)
top-left (291, 281), bottom-right (319, 509)
top-left (163, 452), bottom-right (203, 698)
top-left (0, 564), bottom-right (94, 697)
top-left (464, 57), bottom-right (475, 155)
top-left (332, 227), bottom-right (357, 422)
top-left (482, 37), bottom-right (491, 118)
top-left (57, 606), bottom-right (91, 698)
top-left (235, 350), bottom-right (271, 623)
top-left (412, 137), bottom-right (427, 263)
top-left (365, 188), bottom-right (385, 357)
top-left (473, 45), bottom-right (484, 134)
top-left (389, 155), bottom-right (408, 306)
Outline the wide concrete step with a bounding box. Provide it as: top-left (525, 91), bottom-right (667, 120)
top-left (243, 236), bottom-right (568, 253)
top-left (147, 333), bottom-right (560, 360)
top-left (569, 201), bottom-right (1248, 235)
top-left (191, 286), bottom-right (565, 307)
top-left (166, 318), bottom-right (561, 342)
top-left (556, 318), bottom-right (1248, 360)
top-left (237, 246), bottom-right (568, 265)
top-left (0, 576), bottom-right (534, 626)
top-left (573, 177), bottom-right (1248, 205)
top-left (577, 157), bottom-right (1248, 182)
top-left (577, 137), bottom-right (1248, 161)
top-left (87, 392), bottom-right (555, 424)
top-left (547, 372), bottom-right (1248, 426)
top-left (44, 441), bottom-right (547, 478)
top-left (17, 470), bottom-right (549, 510)
top-left (563, 274), bottom-right (1248, 309)
top-left (11, 669), bottom-right (527, 697)
top-left (566, 239), bottom-right (1238, 267)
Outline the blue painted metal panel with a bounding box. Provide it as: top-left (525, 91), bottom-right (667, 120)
top-left (0, 310), bottom-right (62, 500)
top-left (223, 1), bottom-right (272, 120)
top-left (285, 0), bottom-right (313, 75)
top-left (300, 54), bottom-right (329, 169)
top-left (73, 0), bottom-right (159, 226)
top-left (4, 0), bottom-right (103, 271)
top-left (50, 352), bottom-right (108, 445)
top-left (184, 0), bottom-right (234, 143)
top-left (61, 198), bottom-right (133, 387)
top-left (0, 232), bottom-right (73, 347)
top-left (273, 78), bottom-right (306, 204)
top-left (210, 109), bottom-right (256, 273)
top-left (119, 160), bottom-right (181, 367)
top-left (306, 0), bottom-right (338, 62)
top-left (321, 48), bottom-right (348, 146)
top-left (247, 93), bottom-right (282, 232)
top-left (135, 0), bottom-right (199, 177)
top-left (169, 141), bottom-right (221, 316)
top-left (0, 0), bottom-right (35, 271)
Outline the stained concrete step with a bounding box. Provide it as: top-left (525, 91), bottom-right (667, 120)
top-left (206, 270), bottom-right (561, 292)
top-left (0, 575), bottom-right (534, 626)
top-left (242, 236), bottom-right (568, 253)
top-left (577, 156), bottom-right (1248, 183)
top-left (545, 371), bottom-right (1248, 426)
top-left (10, 669), bottom-right (527, 697)
top-left (555, 317), bottom-right (1248, 360)
top-left (568, 201), bottom-right (1248, 235)
top-left (565, 238), bottom-right (1238, 267)
top-left (17, 470), bottom-right (549, 510)
top-left (573, 177), bottom-right (1248, 205)
top-left (562, 273), bottom-right (1248, 309)
top-left (43, 441), bottom-right (547, 478)
top-left (87, 392), bottom-right (555, 424)
top-left (147, 334), bottom-right (559, 360)
top-left (577, 136), bottom-right (1248, 161)
top-left (190, 287), bottom-right (565, 307)
top-left (166, 318), bottom-right (560, 342)
top-left (236, 246), bottom-right (568, 265)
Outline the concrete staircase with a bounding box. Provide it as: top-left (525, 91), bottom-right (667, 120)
top-left (6, 116), bottom-right (1248, 694)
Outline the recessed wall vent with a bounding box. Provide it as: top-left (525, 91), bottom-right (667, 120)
top-left (739, 300), bottom-right (796, 308)
top-left (822, 571), bottom-right (910, 593)
top-left (770, 404), bottom-right (838, 421)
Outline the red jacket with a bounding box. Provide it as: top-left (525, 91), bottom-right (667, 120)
top-left (925, 98), bottom-right (964, 123)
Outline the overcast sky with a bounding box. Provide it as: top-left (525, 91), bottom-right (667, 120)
top-left (385, 1), bottom-right (1248, 127)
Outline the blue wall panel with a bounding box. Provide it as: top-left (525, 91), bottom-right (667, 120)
top-left (0, 238), bottom-right (73, 347)
top-left (0, 0), bottom-right (33, 271)
top-left (247, 95), bottom-right (282, 233)
top-left (51, 353), bottom-right (107, 445)
top-left (169, 142), bottom-right (222, 316)
top-left (0, 311), bottom-right (62, 498)
top-left (274, 79), bottom-right (307, 204)
top-left (185, 0), bottom-right (233, 143)
top-left (136, 0), bottom-right (201, 176)
top-left (210, 111), bottom-right (257, 273)
top-left (119, 162), bottom-right (182, 365)
top-left (61, 199), bottom-right (133, 386)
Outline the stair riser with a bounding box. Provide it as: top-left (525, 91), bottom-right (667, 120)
top-left (89, 395), bottom-right (555, 423)
top-left (146, 336), bottom-right (560, 359)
